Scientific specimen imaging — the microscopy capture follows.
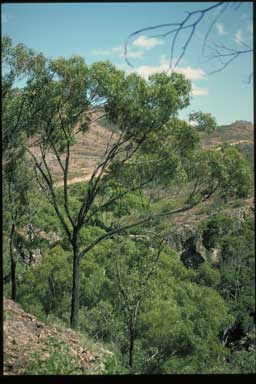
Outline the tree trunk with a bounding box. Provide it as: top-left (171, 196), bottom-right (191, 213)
top-left (128, 325), bottom-right (135, 368)
top-left (70, 240), bottom-right (80, 329)
top-left (9, 224), bottom-right (16, 301)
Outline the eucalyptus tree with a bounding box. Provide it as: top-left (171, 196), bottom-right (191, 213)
top-left (2, 36), bottom-right (251, 329)
top-left (24, 59), bottom-right (196, 330)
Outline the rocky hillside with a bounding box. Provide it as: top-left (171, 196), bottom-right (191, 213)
top-left (3, 299), bottom-right (112, 375)
top-left (28, 115), bottom-right (253, 187)
top-left (201, 120), bottom-right (253, 148)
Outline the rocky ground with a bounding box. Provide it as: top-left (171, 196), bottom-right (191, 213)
top-left (3, 299), bottom-right (112, 375)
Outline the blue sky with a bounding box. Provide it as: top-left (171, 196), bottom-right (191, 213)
top-left (2, 2), bottom-right (253, 125)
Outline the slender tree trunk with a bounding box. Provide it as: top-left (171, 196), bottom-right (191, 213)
top-left (128, 324), bottom-right (135, 367)
top-left (70, 238), bottom-right (80, 329)
top-left (9, 224), bottom-right (16, 301)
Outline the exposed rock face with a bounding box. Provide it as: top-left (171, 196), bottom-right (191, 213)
top-left (180, 237), bottom-right (205, 269)
top-left (14, 245), bottom-right (42, 266)
top-left (14, 226), bottom-right (62, 267)
top-left (166, 206), bottom-right (253, 269)
top-left (166, 224), bottom-right (220, 267)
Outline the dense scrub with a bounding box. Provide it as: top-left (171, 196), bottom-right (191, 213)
top-left (3, 181), bottom-right (255, 374)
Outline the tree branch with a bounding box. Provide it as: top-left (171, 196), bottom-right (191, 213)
top-left (27, 148), bottom-right (72, 242)
top-left (125, 2), bottom-right (225, 69)
top-left (80, 201), bottom-right (199, 257)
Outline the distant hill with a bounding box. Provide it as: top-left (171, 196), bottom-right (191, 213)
top-left (201, 120), bottom-right (253, 148)
top-left (28, 117), bottom-right (254, 186)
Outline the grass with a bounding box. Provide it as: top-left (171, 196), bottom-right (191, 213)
top-left (45, 313), bottom-right (111, 358)
top-left (3, 309), bottom-right (12, 321)
top-left (23, 336), bottom-right (83, 375)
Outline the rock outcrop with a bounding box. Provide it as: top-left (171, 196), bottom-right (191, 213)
top-left (166, 205), bottom-right (253, 269)
top-left (166, 224), bottom-right (220, 267)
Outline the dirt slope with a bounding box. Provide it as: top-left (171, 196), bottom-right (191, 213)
top-left (3, 299), bottom-right (112, 375)
top-left (29, 111), bottom-right (117, 185)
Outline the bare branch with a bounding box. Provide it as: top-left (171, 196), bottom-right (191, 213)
top-left (125, 2), bottom-right (252, 76)
top-left (27, 147), bottom-right (72, 242)
top-left (206, 46), bottom-right (252, 75)
top-left (202, 2), bottom-right (229, 56)
top-left (125, 2), bottom-right (225, 69)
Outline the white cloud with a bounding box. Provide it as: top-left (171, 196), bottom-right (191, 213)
top-left (90, 49), bottom-right (112, 56)
top-left (176, 66), bottom-right (205, 81)
top-left (111, 46), bottom-right (123, 53)
top-left (132, 35), bottom-right (164, 50)
top-left (122, 63), bottom-right (205, 81)
top-left (131, 65), bottom-right (165, 78)
top-left (114, 45), bottom-right (144, 59)
top-left (158, 55), bottom-right (205, 80)
top-left (123, 50), bottom-right (144, 59)
top-left (234, 30), bottom-right (243, 46)
top-left (215, 22), bottom-right (227, 35)
top-left (191, 85), bottom-right (208, 96)
top-left (90, 45), bottom-right (144, 60)
top-left (90, 38), bottom-right (166, 60)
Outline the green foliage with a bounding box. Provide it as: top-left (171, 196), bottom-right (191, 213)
top-left (95, 186), bottom-right (151, 224)
top-left (194, 262), bottom-right (220, 288)
top-left (90, 62), bottom-right (191, 142)
top-left (199, 214), bottom-right (255, 342)
top-left (17, 245), bottom-right (72, 320)
top-left (228, 351), bottom-right (256, 374)
top-left (103, 354), bottom-right (129, 375)
top-left (189, 111), bottom-right (217, 133)
top-left (219, 218), bottom-right (255, 334)
top-left (200, 213), bottom-right (235, 250)
top-left (186, 146), bottom-right (251, 201)
top-left (235, 142), bottom-right (254, 174)
top-left (167, 118), bottom-right (201, 157)
top-left (138, 251), bottom-right (232, 373)
top-left (221, 146), bottom-right (252, 198)
top-left (79, 300), bottom-right (117, 340)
